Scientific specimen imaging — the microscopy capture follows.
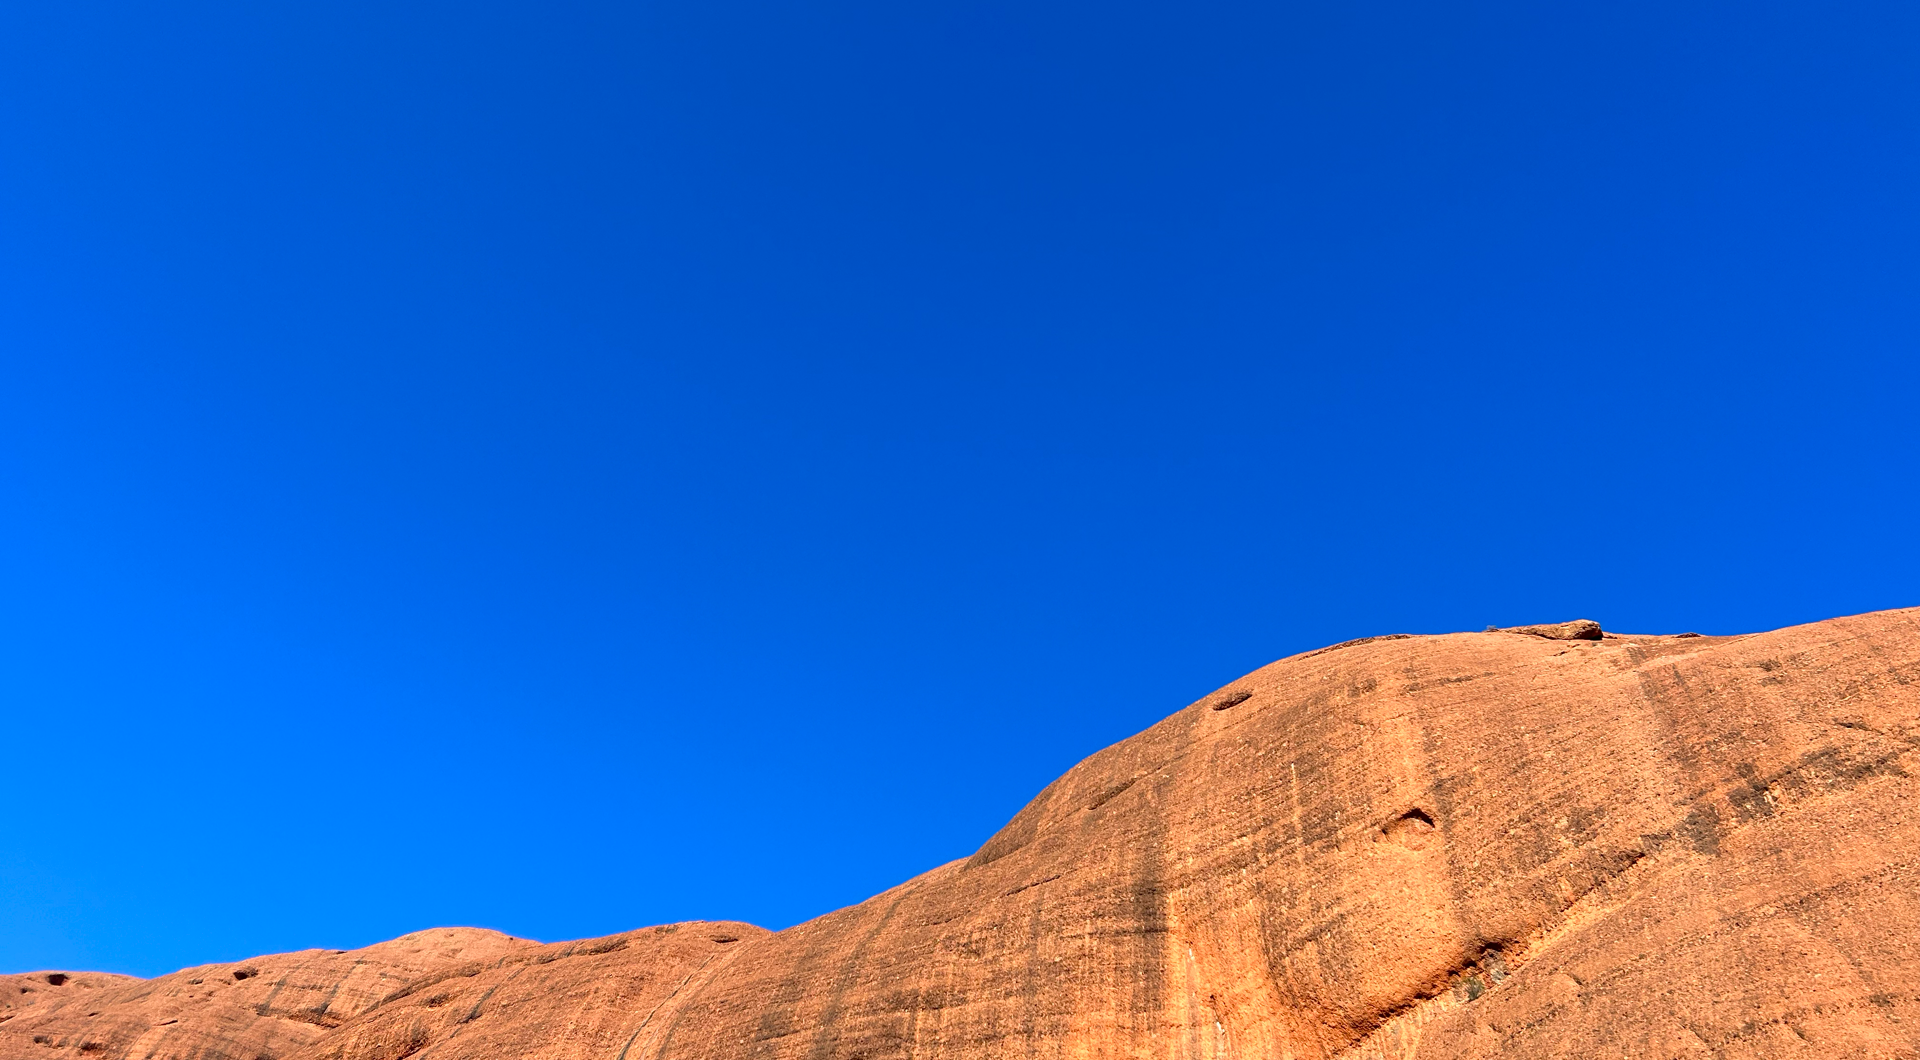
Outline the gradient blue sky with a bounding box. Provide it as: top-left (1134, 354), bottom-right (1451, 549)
top-left (4, 0), bottom-right (1917, 977)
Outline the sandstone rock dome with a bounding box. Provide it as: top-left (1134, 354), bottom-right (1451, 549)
top-left (5, 608), bottom-right (1916, 1059)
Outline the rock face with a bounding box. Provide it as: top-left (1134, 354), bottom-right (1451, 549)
top-left (1, 972), bottom-right (140, 1030)
top-left (1495, 619), bottom-right (1604, 641)
top-left (0, 930), bottom-right (543, 1060)
top-left (5, 608), bottom-right (1917, 1060)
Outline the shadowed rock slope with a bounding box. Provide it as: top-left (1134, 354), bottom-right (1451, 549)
top-left (6, 608), bottom-right (1917, 1060)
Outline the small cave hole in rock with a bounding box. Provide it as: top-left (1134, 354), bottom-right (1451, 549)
top-left (44, 974), bottom-right (68, 987)
top-left (1212, 691), bottom-right (1252, 711)
top-left (232, 968), bottom-right (258, 982)
top-left (1384, 809), bottom-right (1437, 850)
top-left (710, 935), bottom-right (740, 944)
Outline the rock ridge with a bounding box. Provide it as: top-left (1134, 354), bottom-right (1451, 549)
top-left (5, 608), bottom-right (1916, 1059)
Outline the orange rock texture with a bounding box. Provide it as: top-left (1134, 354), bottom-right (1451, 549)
top-left (5, 607), bottom-right (1916, 1059)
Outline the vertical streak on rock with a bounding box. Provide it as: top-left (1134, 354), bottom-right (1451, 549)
top-left (896, 964), bottom-right (926, 1060)
top-left (1179, 945), bottom-right (1203, 1060)
top-left (926, 950), bottom-right (951, 1060)
top-left (252, 957), bottom-right (301, 1019)
top-left (1276, 691), bottom-right (1321, 1059)
top-left (1127, 770), bottom-right (1169, 1056)
top-left (799, 889), bottom-right (911, 1060)
top-left (312, 960), bottom-right (367, 1021)
top-left (644, 940), bottom-right (763, 1060)
top-left (1019, 886), bottom-right (1044, 1059)
top-left (456, 962), bottom-right (529, 1033)
top-left (1418, 692), bottom-right (1481, 942)
top-left (620, 945), bottom-right (750, 1060)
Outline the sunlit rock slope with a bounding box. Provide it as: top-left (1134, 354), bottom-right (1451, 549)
top-left (5, 608), bottom-right (1915, 1060)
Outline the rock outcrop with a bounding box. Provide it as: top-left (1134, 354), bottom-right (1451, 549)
top-left (1, 972), bottom-right (140, 1029)
top-left (5, 608), bottom-right (1917, 1060)
top-left (0, 929), bottom-right (540, 1060)
top-left (1494, 619), bottom-right (1604, 641)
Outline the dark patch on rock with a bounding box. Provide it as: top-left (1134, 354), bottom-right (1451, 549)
top-left (1500, 620), bottom-right (1603, 641)
top-left (1382, 809), bottom-right (1437, 850)
top-left (1212, 691), bottom-right (1252, 711)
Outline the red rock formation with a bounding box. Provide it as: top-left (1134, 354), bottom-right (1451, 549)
top-left (6, 608), bottom-right (1917, 1060)
top-left (1, 972), bottom-right (140, 1029)
top-left (0, 929), bottom-right (536, 1059)
top-left (283, 923), bottom-right (768, 1060)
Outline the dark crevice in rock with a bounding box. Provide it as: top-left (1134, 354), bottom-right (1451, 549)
top-left (1212, 691), bottom-right (1252, 711)
top-left (1298, 633), bottom-right (1414, 660)
top-left (1002, 874), bottom-right (1063, 898)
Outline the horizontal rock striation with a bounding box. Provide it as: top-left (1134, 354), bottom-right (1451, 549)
top-left (6, 608), bottom-right (1917, 1060)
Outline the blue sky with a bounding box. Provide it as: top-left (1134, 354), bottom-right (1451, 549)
top-left (3, 0), bottom-right (1917, 977)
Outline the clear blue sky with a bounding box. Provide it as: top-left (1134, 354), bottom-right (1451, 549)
top-left (3, 0), bottom-right (1916, 977)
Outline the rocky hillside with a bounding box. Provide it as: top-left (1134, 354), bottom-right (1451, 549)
top-left (6, 608), bottom-right (1916, 1059)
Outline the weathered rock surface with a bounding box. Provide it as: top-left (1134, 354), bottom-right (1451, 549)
top-left (0, 929), bottom-right (539, 1060)
top-left (1, 973), bottom-right (140, 1028)
top-left (6, 608), bottom-right (1917, 1060)
top-left (1495, 619), bottom-right (1604, 640)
